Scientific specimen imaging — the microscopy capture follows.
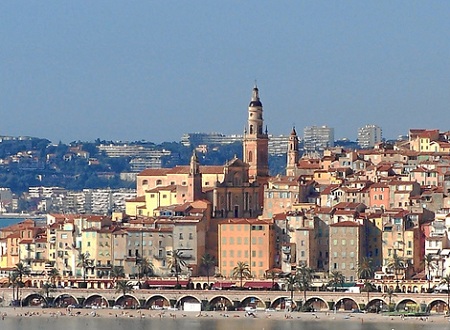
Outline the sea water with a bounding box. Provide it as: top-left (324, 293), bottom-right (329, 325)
top-left (0, 316), bottom-right (444, 330)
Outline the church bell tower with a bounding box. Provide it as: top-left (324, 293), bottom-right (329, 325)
top-left (243, 85), bottom-right (269, 184)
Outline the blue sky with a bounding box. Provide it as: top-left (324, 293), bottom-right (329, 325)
top-left (1, 1), bottom-right (450, 143)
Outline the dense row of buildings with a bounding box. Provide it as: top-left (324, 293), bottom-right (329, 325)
top-left (1, 86), bottom-right (449, 289)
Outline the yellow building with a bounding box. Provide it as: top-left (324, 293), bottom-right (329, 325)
top-left (0, 219), bottom-right (42, 269)
top-left (81, 227), bottom-right (114, 278)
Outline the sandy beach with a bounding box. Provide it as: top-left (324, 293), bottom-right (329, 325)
top-left (0, 306), bottom-right (449, 326)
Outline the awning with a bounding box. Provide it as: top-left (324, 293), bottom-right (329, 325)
top-left (145, 279), bottom-right (189, 287)
top-left (243, 281), bottom-right (274, 289)
top-left (212, 281), bottom-right (236, 289)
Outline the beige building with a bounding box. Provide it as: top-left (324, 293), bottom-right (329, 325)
top-left (329, 221), bottom-right (365, 282)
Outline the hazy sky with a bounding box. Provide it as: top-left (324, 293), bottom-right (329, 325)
top-left (2, 1), bottom-right (450, 144)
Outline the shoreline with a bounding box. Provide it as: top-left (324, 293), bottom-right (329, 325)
top-left (0, 306), bottom-right (449, 325)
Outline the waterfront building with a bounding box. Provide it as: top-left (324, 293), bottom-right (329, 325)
top-left (217, 218), bottom-right (275, 278)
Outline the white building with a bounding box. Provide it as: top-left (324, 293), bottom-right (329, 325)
top-left (303, 126), bottom-right (334, 154)
top-left (357, 124), bottom-right (382, 149)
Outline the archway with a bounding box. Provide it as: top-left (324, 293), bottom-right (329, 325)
top-left (334, 297), bottom-right (358, 311)
top-left (208, 296), bottom-right (233, 311)
top-left (144, 295), bottom-right (170, 310)
top-left (304, 297), bottom-right (328, 311)
top-left (396, 299), bottom-right (419, 313)
top-left (241, 296), bottom-right (265, 310)
top-left (115, 294), bottom-right (140, 309)
top-left (22, 293), bottom-right (46, 307)
top-left (270, 296), bottom-right (290, 310)
top-left (176, 295), bottom-right (201, 309)
top-left (84, 294), bottom-right (109, 308)
top-left (365, 299), bottom-right (388, 313)
top-left (428, 299), bottom-right (448, 314)
top-left (195, 283), bottom-right (202, 290)
top-left (53, 294), bottom-right (78, 308)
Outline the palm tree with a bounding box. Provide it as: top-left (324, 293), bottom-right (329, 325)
top-left (138, 257), bottom-right (154, 278)
top-left (382, 288), bottom-right (397, 312)
top-left (48, 267), bottom-right (60, 286)
top-left (232, 261), bottom-right (251, 288)
top-left (387, 252), bottom-right (406, 292)
top-left (423, 254), bottom-right (436, 292)
top-left (358, 257), bottom-right (375, 309)
top-left (266, 269), bottom-right (280, 290)
top-left (297, 263), bottom-right (314, 304)
top-left (41, 282), bottom-right (55, 299)
top-left (358, 257), bottom-right (375, 280)
top-left (14, 262), bottom-right (30, 283)
top-left (284, 273), bottom-right (299, 305)
top-left (8, 272), bottom-right (19, 301)
top-left (362, 281), bottom-right (375, 308)
top-left (115, 279), bottom-right (133, 297)
top-left (440, 275), bottom-right (450, 315)
top-left (13, 262), bottom-right (30, 302)
top-left (201, 253), bottom-right (216, 288)
top-left (77, 252), bottom-right (95, 284)
top-left (328, 270), bottom-right (345, 292)
top-left (167, 249), bottom-right (187, 287)
top-left (110, 266), bottom-right (125, 281)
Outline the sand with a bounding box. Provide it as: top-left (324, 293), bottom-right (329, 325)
top-left (0, 306), bottom-right (449, 325)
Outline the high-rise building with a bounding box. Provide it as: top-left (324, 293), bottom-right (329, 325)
top-left (303, 125), bottom-right (334, 154)
top-left (357, 124), bottom-right (382, 149)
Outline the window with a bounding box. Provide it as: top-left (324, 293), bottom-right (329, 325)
top-left (179, 233), bottom-right (183, 240)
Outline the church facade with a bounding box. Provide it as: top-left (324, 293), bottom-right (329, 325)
top-left (126, 86), bottom-right (270, 220)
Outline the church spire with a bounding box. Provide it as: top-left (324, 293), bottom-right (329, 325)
top-left (243, 84), bottom-right (269, 183)
top-left (286, 126), bottom-right (299, 176)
